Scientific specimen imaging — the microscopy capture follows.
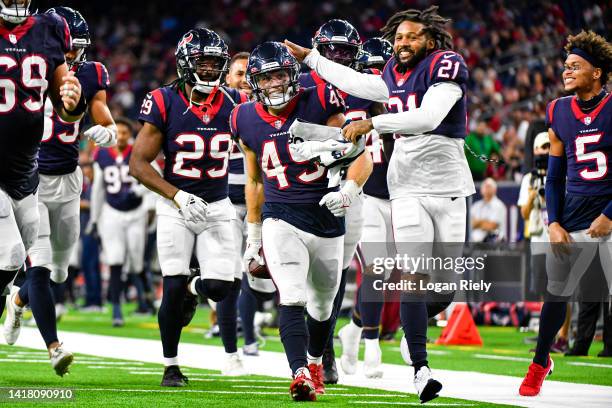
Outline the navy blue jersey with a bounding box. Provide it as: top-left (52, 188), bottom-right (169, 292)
top-left (300, 69), bottom-right (391, 198)
top-left (94, 145), bottom-right (142, 211)
top-left (138, 84), bottom-right (247, 203)
top-left (381, 50), bottom-right (468, 139)
top-left (231, 85), bottom-right (346, 237)
top-left (546, 94), bottom-right (612, 231)
top-left (0, 13), bottom-right (71, 199)
top-left (228, 141), bottom-right (246, 204)
top-left (39, 61), bottom-right (110, 176)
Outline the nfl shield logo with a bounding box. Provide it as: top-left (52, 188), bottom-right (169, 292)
top-left (397, 79), bottom-right (405, 86)
top-left (584, 116), bottom-right (592, 125)
top-left (9, 34), bottom-right (17, 44)
top-left (274, 120), bottom-right (282, 129)
top-left (202, 114), bottom-right (210, 124)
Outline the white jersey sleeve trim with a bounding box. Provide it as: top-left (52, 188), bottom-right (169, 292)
top-left (371, 82), bottom-right (463, 135)
top-left (304, 48), bottom-right (389, 103)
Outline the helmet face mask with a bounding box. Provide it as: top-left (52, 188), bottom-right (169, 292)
top-left (247, 42), bottom-right (300, 109)
top-left (176, 29), bottom-right (230, 95)
top-left (319, 43), bottom-right (359, 67)
top-left (1, 0), bottom-right (31, 24)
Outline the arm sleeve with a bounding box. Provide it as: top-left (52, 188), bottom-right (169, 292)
top-left (90, 162), bottom-right (105, 224)
top-left (304, 49), bottom-right (389, 103)
top-left (544, 155), bottom-right (567, 225)
top-left (371, 82), bottom-right (462, 135)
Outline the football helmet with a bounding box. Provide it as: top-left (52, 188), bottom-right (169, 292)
top-left (312, 19), bottom-right (361, 67)
top-left (246, 42), bottom-right (300, 109)
top-left (357, 37), bottom-right (393, 71)
top-left (0, 0), bottom-right (31, 24)
top-left (176, 28), bottom-right (230, 94)
top-left (46, 7), bottom-right (91, 69)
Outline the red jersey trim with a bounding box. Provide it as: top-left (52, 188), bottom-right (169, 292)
top-left (254, 90), bottom-right (301, 129)
top-left (570, 93), bottom-right (611, 125)
top-left (150, 89), bottom-right (167, 124)
top-left (0, 16), bottom-right (35, 43)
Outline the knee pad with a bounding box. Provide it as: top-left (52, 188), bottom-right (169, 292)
top-left (200, 278), bottom-right (233, 302)
top-left (306, 297), bottom-right (335, 322)
top-left (1, 242), bottom-right (26, 271)
top-left (50, 268), bottom-right (68, 284)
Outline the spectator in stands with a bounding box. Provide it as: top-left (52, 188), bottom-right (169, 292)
top-left (471, 178), bottom-right (507, 243)
top-left (465, 120), bottom-right (501, 181)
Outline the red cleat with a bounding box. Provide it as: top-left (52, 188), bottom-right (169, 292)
top-left (290, 367), bottom-right (317, 401)
top-left (519, 357), bottom-right (554, 396)
top-left (308, 363), bottom-right (326, 394)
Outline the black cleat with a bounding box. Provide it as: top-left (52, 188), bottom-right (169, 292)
top-left (565, 347), bottom-right (588, 357)
top-left (322, 346), bottom-right (339, 384)
top-left (161, 365), bottom-right (188, 387)
top-left (182, 268), bottom-right (200, 327)
top-left (0, 294), bottom-right (6, 319)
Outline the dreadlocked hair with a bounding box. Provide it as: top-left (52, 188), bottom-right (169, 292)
top-left (381, 5), bottom-right (453, 51)
top-left (565, 30), bottom-right (612, 83)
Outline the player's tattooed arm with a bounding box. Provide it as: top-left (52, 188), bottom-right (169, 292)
top-left (242, 140), bottom-right (264, 224)
top-left (129, 122), bottom-right (179, 200)
top-left (85, 90), bottom-right (117, 147)
top-left (49, 63), bottom-right (85, 123)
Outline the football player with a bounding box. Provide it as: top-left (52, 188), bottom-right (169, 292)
top-left (232, 41), bottom-right (372, 401)
top-left (3, 4), bottom-right (115, 348)
top-left (130, 28), bottom-right (247, 387)
top-left (88, 118), bottom-right (149, 327)
top-left (299, 19), bottom-right (389, 383)
top-left (336, 37), bottom-right (395, 379)
top-left (285, 5), bottom-right (475, 403)
top-left (519, 31), bottom-right (611, 397)
top-left (0, 0), bottom-right (85, 376)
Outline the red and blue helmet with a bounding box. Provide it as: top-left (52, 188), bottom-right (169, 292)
top-left (46, 6), bottom-right (91, 68)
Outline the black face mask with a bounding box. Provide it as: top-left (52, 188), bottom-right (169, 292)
top-left (534, 154), bottom-right (549, 170)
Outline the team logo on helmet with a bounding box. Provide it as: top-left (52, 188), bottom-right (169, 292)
top-left (178, 33), bottom-right (194, 49)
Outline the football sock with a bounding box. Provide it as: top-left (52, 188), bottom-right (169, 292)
top-left (109, 265), bottom-right (123, 320)
top-left (351, 284), bottom-right (363, 327)
top-left (130, 271), bottom-right (147, 310)
top-left (426, 291), bottom-right (455, 318)
top-left (17, 279), bottom-right (30, 304)
top-left (325, 266), bottom-right (349, 349)
top-left (26, 267), bottom-right (58, 347)
top-left (51, 281), bottom-right (65, 305)
top-left (361, 274), bottom-right (384, 339)
top-left (279, 305), bottom-right (308, 374)
top-left (400, 297), bottom-right (428, 371)
top-left (534, 301), bottom-right (567, 367)
top-left (307, 313), bottom-right (334, 359)
top-left (216, 279), bottom-right (241, 353)
top-left (238, 277), bottom-right (257, 345)
top-left (159, 276), bottom-right (187, 358)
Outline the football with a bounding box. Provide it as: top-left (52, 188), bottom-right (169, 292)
top-left (248, 247), bottom-right (271, 279)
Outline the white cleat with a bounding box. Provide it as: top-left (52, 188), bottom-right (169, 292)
top-left (338, 322), bottom-right (362, 375)
top-left (363, 339), bottom-right (383, 378)
top-left (400, 335), bottom-right (413, 366)
top-left (414, 366), bottom-right (442, 404)
top-left (3, 288), bottom-right (24, 345)
top-left (49, 344), bottom-right (74, 377)
top-left (222, 353), bottom-right (247, 376)
top-left (242, 342), bottom-right (259, 356)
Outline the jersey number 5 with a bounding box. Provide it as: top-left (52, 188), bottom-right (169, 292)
top-left (575, 133), bottom-right (607, 180)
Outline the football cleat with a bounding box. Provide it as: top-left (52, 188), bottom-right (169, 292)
top-left (290, 367), bottom-right (317, 401)
top-left (3, 289), bottom-right (24, 345)
top-left (338, 323), bottom-right (361, 375)
top-left (414, 366), bottom-right (442, 403)
top-left (400, 335), bottom-right (413, 366)
top-left (519, 357), bottom-right (554, 396)
top-left (49, 344), bottom-right (74, 377)
top-left (363, 339), bottom-right (383, 378)
top-left (243, 342), bottom-right (259, 356)
top-left (308, 363), bottom-right (326, 394)
top-left (222, 354), bottom-right (247, 376)
top-left (161, 365), bottom-right (189, 387)
top-left (112, 318), bottom-right (124, 327)
top-left (322, 347), bottom-right (338, 384)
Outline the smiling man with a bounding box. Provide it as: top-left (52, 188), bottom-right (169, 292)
top-left (284, 6), bottom-right (475, 403)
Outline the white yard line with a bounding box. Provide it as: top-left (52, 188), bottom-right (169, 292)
top-left (473, 354), bottom-right (532, 362)
top-left (3, 327), bottom-right (612, 408)
top-left (567, 362), bottom-right (612, 368)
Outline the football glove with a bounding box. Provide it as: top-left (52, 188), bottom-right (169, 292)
top-left (85, 124), bottom-right (117, 147)
top-left (243, 222), bottom-right (264, 271)
top-left (319, 180), bottom-right (360, 217)
top-left (173, 190), bottom-right (209, 224)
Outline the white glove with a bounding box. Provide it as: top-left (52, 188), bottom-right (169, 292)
top-left (289, 139), bottom-right (347, 162)
top-left (85, 124), bottom-right (117, 147)
top-left (243, 222), bottom-right (264, 271)
top-left (173, 190), bottom-right (209, 223)
top-left (319, 180), bottom-right (361, 217)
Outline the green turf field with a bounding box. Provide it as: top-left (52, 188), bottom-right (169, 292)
top-left (45, 304), bottom-right (612, 386)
